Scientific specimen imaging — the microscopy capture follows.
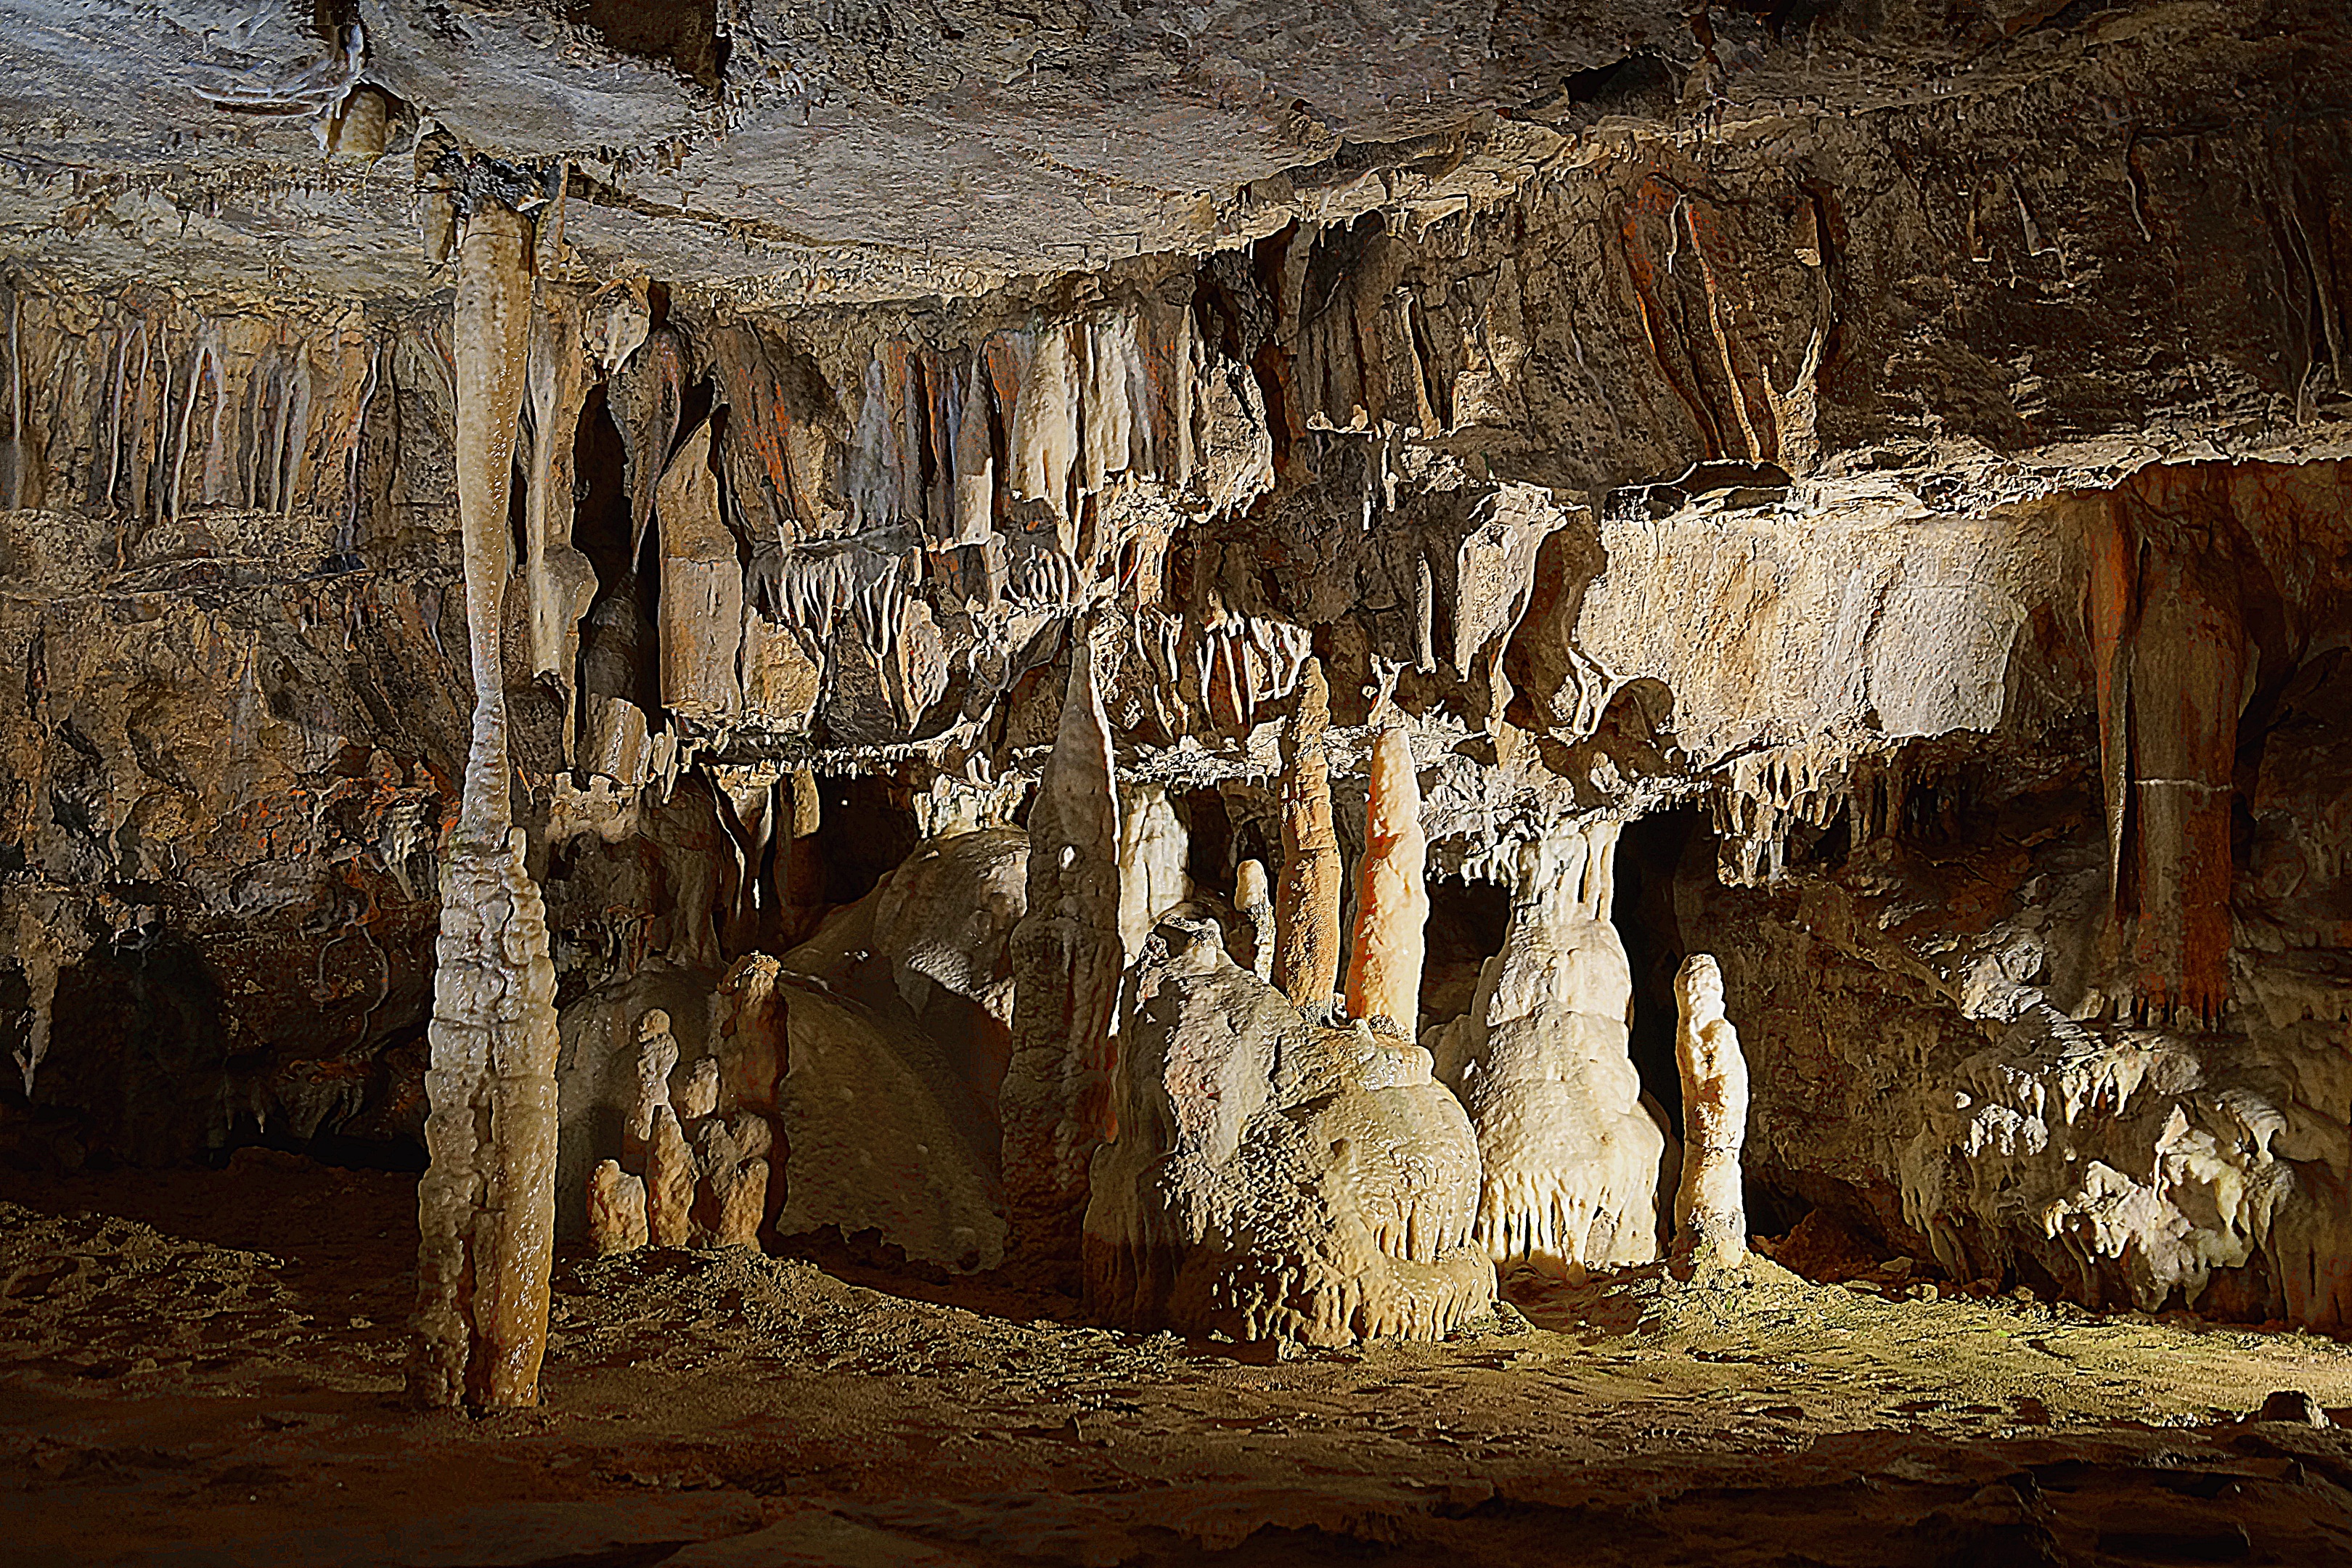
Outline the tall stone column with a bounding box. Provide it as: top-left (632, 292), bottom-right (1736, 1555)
top-left (410, 203), bottom-right (563, 1410)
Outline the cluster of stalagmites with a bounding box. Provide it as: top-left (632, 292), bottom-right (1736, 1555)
top-left (542, 646), bottom-right (1759, 1349)
top-left (382, 195), bottom-right (1760, 1363)
top-left (585, 1008), bottom-right (775, 1257)
top-left (1066, 655), bottom-right (1754, 1344)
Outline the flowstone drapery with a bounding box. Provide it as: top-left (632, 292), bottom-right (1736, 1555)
top-left (1430, 825), bottom-right (1667, 1274)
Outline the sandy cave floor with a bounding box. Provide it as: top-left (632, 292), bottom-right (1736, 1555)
top-left (8, 1156), bottom-right (2352, 1564)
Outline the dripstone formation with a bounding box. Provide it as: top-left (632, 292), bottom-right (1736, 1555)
top-left (4, 0), bottom-right (2352, 1368)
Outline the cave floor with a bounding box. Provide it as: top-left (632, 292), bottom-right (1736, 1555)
top-left (7, 1156), bottom-right (2352, 1565)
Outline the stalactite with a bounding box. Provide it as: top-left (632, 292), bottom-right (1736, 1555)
top-left (2087, 475), bottom-right (2250, 1024)
top-left (780, 764), bottom-right (827, 944)
top-left (1002, 633), bottom-right (1124, 1273)
top-left (520, 306), bottom-right (595, 689)
top-left (169, 334), bottom-right (224, 526)
top-left (655, 418), bottom-right (745, 719)
top-left (1343, 726), bottom-right (1429, 1034)
top-left (844, 351), bottom-right (901, 531)
top-left (5, 285), bottom-right (21, 512)
top-left (410, 203), bottom-right (563, 1413)
top-left (950, 354), bottom-right (995, 547)
top-left (1274, 657), bottom-right (1342, 1013)
top-left (1008, 325), bottom-right (1078, 523)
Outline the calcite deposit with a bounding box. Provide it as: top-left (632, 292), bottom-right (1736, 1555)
top-left (586, 1159), bottom-right (648, 1257)
top-left (1343, 728), bottom-right (1431, 1035)
top-left (1273, 660), bottom-right (1344, 1014)
top-left (1085, 918), bottom-right (1494, 1344)
top-left (1001, 642), bottom-right (1125, 1268)
top-left (409, 203), bottom-right (563, 1412)
top-left (4, 0), bottom-right (2352, 1386)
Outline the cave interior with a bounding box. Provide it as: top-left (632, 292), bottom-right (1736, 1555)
top-left (7, 1), bottom-right (2352, 1562)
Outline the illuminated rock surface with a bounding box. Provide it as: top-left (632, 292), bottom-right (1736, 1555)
top-left (1085, 919), bottom-right (1493, 1344)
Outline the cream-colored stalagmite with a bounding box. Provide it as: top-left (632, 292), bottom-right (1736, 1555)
top-left (1673, 954), bottom-right (1751, 1264)
top-left (1273, 659), bottom-right (1342, 1011)
top-left (624, 1009), bottom-right (679, 1170)
top-left (1116, 780), bottom-right (1188, 964)
top-left (1343, 727), bottom-right (1428, 1033)
top-left (1234, 858), bottom-right (1275, 981)
top-left (412, 203), bottom-right (564, 1410)
top-left (1001, 635), bottom-right (1124, 1267)
top-left (1429, 824), bottom-right (1665, 1273)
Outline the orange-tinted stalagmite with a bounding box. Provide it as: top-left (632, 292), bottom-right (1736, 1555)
top-left (1343, 726), bottom-right (1429, 1033)
top-left (1273, 658), bottom-right (1342, 1012)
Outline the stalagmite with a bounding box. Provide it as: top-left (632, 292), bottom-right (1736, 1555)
top-left (1673, 954), bottom-right (1750, 1265)
top-left (646, 1103), bottom-right (697, 1249)
top-left (411, 202), bottom-right (564, 1412)
top-left (1116, 781), bottom-right (1189, 964)
top-left (1001, 634), bottom-right (1124, 1269)
top-left (587, 1160), bottom-right (650, 1255)
top-left (1343, 727), bottom-right (1428, 1034)
top-left (675, 1056), bottom-right (721, 1121)
top-left (709, 1158), bottom-right (769, 1249)
top-left (1085, 919), bottom-right (1495, 1345)
top-left (1234, 858), bottom-right (1275, 981)
top-left (1430, 825), bottom-right (1666, 1273)
top-left (1274, 659), bottom-right (1342, 1012)
top-left (625, 1010), bottom-right (681, 1169)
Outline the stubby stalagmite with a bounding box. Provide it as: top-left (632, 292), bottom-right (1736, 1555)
top-left (587, 1160), bottom-right (650, 1256)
